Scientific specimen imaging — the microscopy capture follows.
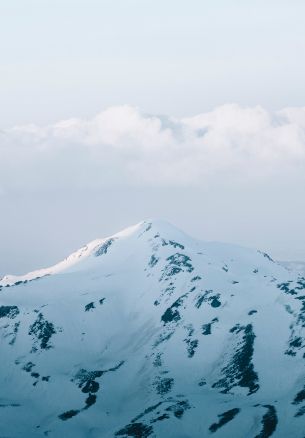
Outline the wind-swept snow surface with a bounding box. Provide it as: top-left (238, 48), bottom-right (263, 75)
top-left (1, 220), bottom-right (305, 437)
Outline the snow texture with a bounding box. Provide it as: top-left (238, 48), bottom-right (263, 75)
top-left (1, 219), bottom-right (305, 437)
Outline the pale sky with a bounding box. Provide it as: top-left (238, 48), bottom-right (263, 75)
top-left (1, 0), bottom-right (305, 126)
top-left (1, 0), bottom-right (305, 275)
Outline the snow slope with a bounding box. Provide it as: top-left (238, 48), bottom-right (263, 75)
top-left (280, 261), bottom-right (305, 277)
top-left (1, 220), bottom-right (305, 437)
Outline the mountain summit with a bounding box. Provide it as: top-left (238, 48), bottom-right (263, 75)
top-left (1, 220), bottom-right (305, 437)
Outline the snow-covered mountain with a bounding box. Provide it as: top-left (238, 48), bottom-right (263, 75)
top-left (1, 220), bottom-right (305, 438)
top-left (280, 261), bottom-right (305, 277)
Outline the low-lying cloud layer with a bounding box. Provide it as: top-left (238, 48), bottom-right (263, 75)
top-left (1, 104), bottom-right (305, 193)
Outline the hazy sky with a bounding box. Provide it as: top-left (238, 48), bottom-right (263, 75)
top-left (1, 0), bottom-right (305, 275)
top-left (1, 0), bottom-right (305, 126)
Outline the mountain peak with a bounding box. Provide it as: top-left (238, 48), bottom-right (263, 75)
top-left (114, 218), bottom-right (187, 238)
top-left (1, 220), bottom-right (305, 437)
top-left (0, 219), bottom-right (189, 287)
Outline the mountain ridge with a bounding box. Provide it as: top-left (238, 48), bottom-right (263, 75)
top-left (1, 220), bottom-right (305, 437)
top-left (0, 219), bottom-right (282, 286)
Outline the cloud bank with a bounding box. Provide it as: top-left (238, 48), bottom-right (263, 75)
top-left (1, 104), bottom-right (305, 193)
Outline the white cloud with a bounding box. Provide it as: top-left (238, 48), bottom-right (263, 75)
top-left (1, 104), bottom-right (305, 192)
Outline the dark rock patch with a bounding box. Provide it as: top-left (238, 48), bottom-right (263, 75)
top-left (0, 403), bottom-right (20, 408)
top-left (28, 313), bottom-right (56, 351)
top-left (0, 305), bottom-right (19, 319)
top-left (42, 376), bottom-right (50, 382)
top-left (131, 402), bottom-right (163, 423)
top-left (85, 302), bottom-right (95, 312)
top-left (295, 406), bottom-right (305, 417)
top-left (293, 386), bottom-right (305, 405)
top-left (185, 339), bottom-right (198, 358)
top-left (290, 337), bottom-right (302, 348)
top-left (195, 290), bottom-right (221, 309)
top-left (161, 296), bottom-right (185, 324)
top-left (202, 318), bottom-right (218, 335)
top-left (148, 255), bottom-right (159, 268)
top-left (153, 330), bottom-right (174, 348)
top-left (191, 276), bottom-right (202, 282)
top-left (258, 251), bottom-right (274, 262)
top-left (95, 238), bottom-right (115, 256)
top-left (213, 324), bottom-right (259, 395)
top-left (209, 408), bottom-right (240, 433)
top-left (73, 361), bottom-right (124, 407)
top-left (161, 239), bottom-right (184, 250)
top-left (229, 324), bottom-right (240, 333)
top-left (23, 362), bottom-right (35, 372)
top-left (255, 405), bottom-right (277, 437)
top-left (139, 222), bottom-right (152, 234)
top-left (60, 362), bottom-right (124, 420)
top-left (277, 281), bottom-right (297, 295)
top-left (115, 422), bottom-right (153, 437)
top-left (165, 400), bottom-right (191, 419)
top-left (58, 409), bottom-right (80, 421)
top-left (211, 296), bottom-right (221, 308)
top-left (183, 324), bottom-right (198, 357)
top-left (160, 253), bottom-right (194, 281)
top-left (154, 377), bottom-right (174, 395)
top-left (286, 296), bottom-right (305, 356)
top-left (195, 295), bottom-right (206, 309)
top-left (286, 336), bottom-right (304, 357)
top-left (198, 378), bottom-right (206, 386)
top-left (84, 393), bottom-right (96, 409)
top-left (295, 278), bottom-right (305, 291)
top-left (6, 321), bottom-right (20, 346)
top-left (161, 283), bottom-right (175, 298)
top-left (115, 399), bottom-right (190, 436)
top-left (74, 369), bottom-right (103, 393)
top-left (150, 414), bottom-right (169, 423)
top-left (14, 280), bottom-right (24, 286)
top-left (144, 223), bottom-right (152, 233)
top-left (168, 240), bottom-right (185, 250)
top-left (82, 379), bottom-right (99, 393)
top-left (153, 353), bottom-right (162, 367)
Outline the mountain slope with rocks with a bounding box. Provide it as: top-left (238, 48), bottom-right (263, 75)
top-left (1, 220), bottom-right (305, 438)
